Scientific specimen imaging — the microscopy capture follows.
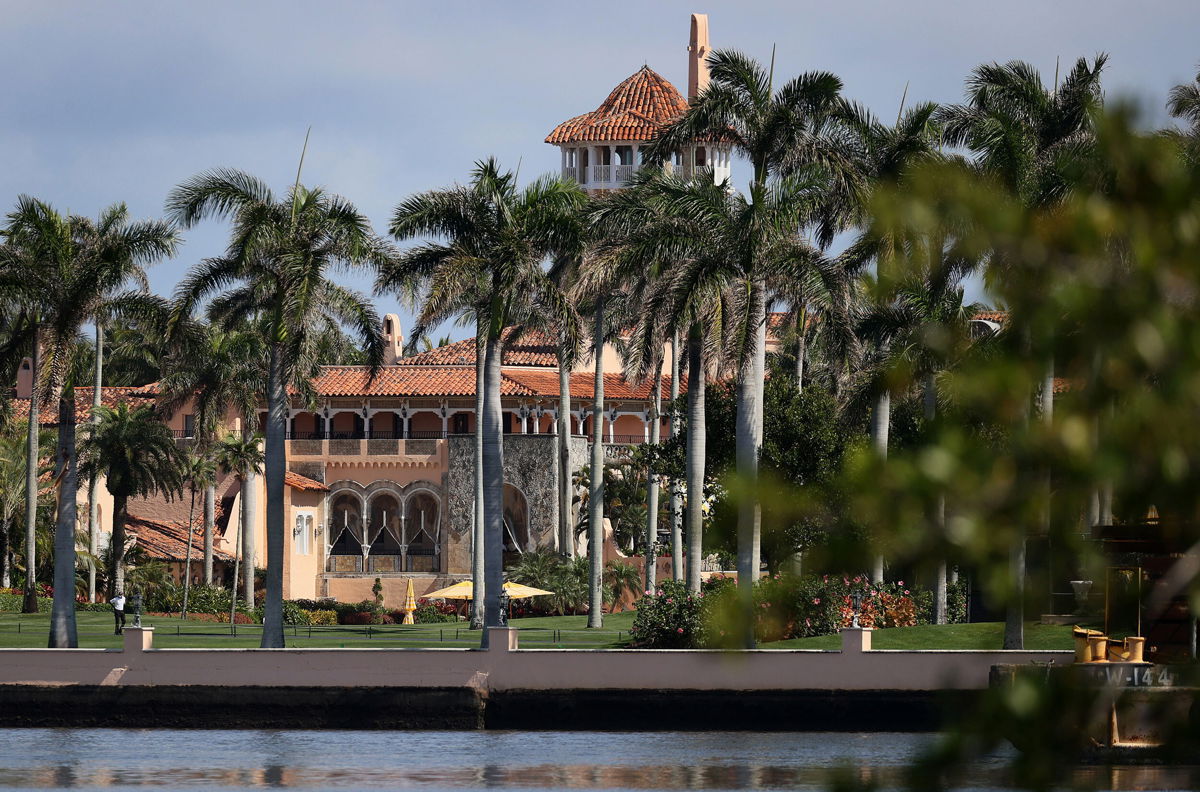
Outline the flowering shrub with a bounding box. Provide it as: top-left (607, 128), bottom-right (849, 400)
top-left (412, 601), bottom-right (457, 623)
top-left (632, 573), bottom-right (957, 645)
top-left (302, 609), bottom-right (338, 625)
top-left (629, 580), bottom-right (708, 648)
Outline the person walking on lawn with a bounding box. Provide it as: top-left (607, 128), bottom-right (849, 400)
top-left (111, 592), bottom-right (126, 634)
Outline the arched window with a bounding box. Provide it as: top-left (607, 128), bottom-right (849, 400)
top-left (328, 493), bottom-right (364, 555)
top-left (405, 492), bottom-right (439, 553)
top-left (502, 484), bottom-right (530, 569)
top-left (368, 494), bottom-right (402, 554)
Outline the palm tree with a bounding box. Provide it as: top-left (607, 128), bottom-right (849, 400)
top-left (158, 323), bottom-right (264, 586)
top-left (839, 99), bottom-right (946, 582)
top-left (938, 56), bottom-right (1106, 648)
top-left (380, 159), bottom-right (584, 641)
top-left (587, 173), bottom-right (722, 598)
top-left (645, 51), bottom-right (857, 645)
top-left (79, 403), bottom-right (186, 599)
top-left (1167, 66), bottom-right (1200, 164)
top-left (180, 451), bottom-right (217, 618)
top-left (167, 168), bottom-right (392, 647)
top-left (860, 240), bottom-right (979, 621)
top-left (0, 198), bottom-right (176, 640)
top-left (214, 431), bottom-right (264, 621)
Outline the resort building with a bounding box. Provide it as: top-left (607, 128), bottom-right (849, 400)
top-left (9, 15), bottom-right (759, 607)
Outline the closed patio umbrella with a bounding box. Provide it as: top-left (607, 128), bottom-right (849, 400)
top-left (401, 578), bottom-right (417, 624)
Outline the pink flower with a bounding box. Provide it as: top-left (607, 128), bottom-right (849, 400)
top-left (904, 590), bottom-right (910, 596)
top-left (898, 580), bottom-right (904, 586)
top-left (666, 598), bottom-right (673, 604)
top-left (645, 590), bottom-right (652, 596)
top-left (822, 575), bottom-right (828, 582)
top-left (812, 598), bottom-right (820, 605)
top-left (853, 576), bottom-right (861, 583)
top-left (676, 627), bottom-right (684, 634)
top-left (656, 589), bottom-right (662, 596)
top-left (805, 618), bottom-right (811, 627)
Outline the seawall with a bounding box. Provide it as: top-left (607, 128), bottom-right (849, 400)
top-left (0, 628), bottom-right (1070, 730)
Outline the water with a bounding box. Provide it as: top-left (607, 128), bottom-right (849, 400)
top-left (0, 730), bottom-right (1193, 791)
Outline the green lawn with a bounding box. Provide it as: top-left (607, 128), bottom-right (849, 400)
top-left (761, 621), bottom-right (1074, 650)
top-left (0, 611), bottom-right (1070, 651)
top-left (0, 610), bottom-right (638, 649)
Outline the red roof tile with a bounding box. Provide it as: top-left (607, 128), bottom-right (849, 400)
top-left (546, 66), bottom-right (689, 144)
top-left (11, 386), bottom-right (156, 426)
top-left (502, 369), bottom-right (681, 401)
top-left (312, 366), bottom-right (540, 398)
top-left (127, 514), bottom-right (235, 563)
top-left (399, 328), bottom-right (558, 367)
top-left (972, 310), bottom-right (1008, 323)
top-left (285, 470), bottom-right (328, 491)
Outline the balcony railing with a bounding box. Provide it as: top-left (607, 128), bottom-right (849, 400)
top-left (591, 164), bottom-right (611, 183)
top-left (286, 430), bottom-right (595, 441)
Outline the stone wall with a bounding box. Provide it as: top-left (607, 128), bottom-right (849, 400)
top-left (446, 434), bottom-right (589, 556)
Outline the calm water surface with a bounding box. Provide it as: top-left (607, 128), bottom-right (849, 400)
top-left (0, 730), bottom-right (1193, 791)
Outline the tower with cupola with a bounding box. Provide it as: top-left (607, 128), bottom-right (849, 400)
top-left (545, 13), bottom-right (732, 192)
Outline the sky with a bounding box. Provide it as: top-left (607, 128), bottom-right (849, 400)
top-left (3, 1), bottom-right (1198, 342)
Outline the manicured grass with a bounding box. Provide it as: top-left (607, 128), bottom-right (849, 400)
top-left (0, 611), bottom-right (1068, 651)
top-left (0, 610), bottom-right (638, 649)
top-left (761, 621), bottom-right (1074, 650)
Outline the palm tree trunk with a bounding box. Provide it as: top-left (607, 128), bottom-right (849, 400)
top-left (644, 370), bottom-right (662, 594)
top-left (557, 353), bottom-right (573, 558)
top-left (870, 389), bottom-right (890, 584)
top-left (471, 325), bottom-right (486, 630)
top-left (735, 285), bottom-right (767, 648)
top-left (669, 330), bottom-right (683, 582)
top-left (926, 374), bottom-right (947, 625)
top-left (229, 489), bottom-right (242, 625)
top-left (0, 519), bottom-right (9, 587)
top-left (260, 341), bottom-right (287, 648)
top-left (203, 483), bottom-right (215, 584)
top-left (795, 306), bottom-right (807, 394)
top-left (685, 327), bottom-right (705, 594)
top-left (22, 327), bottom-right (40, 614)
top-left (182, 489), bottom-right (196, 619)
top-left (587, 299), bottom-right (605, 628)
top-left (110, 494), bottom-right (128, 598)
top-left (241, 424), bottom-right (256, 607)
top-left (87, 322), bottom-right (102, 603)
top-left (481, 333), bottom-right (505, 641)
top-left (49, 395), bottom-right (79, 647)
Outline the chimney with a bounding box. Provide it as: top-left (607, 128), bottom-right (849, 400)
top-left (687, 13), bottom-right (710, 101)
top-left (382, 313), bottom-right (404, 365)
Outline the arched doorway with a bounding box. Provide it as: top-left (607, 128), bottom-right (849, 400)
top-left (502, 484), bottom-right (530, 569)
top-left (327, 492), bottom-right (364, 572)
top-left (367, 493), bottom-right (402, 572)
top-left (405, 490), bottom-right (441, 573)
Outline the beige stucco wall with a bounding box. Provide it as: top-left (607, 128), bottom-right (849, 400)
top-left (0, 627), bottom-right (1072, 693)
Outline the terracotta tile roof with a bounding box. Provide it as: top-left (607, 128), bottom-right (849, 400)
top-left (10, 386), bottom-right (155, 426)
top-left (285, 470), bottom-right (328, 491)
top-left (972, 310), bottom-right (1008, 323)
top-left (312, 366), bottom-right (540, 398)
top-left (502, 369), bottom-right (681, 401)
top-left (399, 328), bottom-right (558, 367)
top-left (546, 66), bottom-right (688, 144)
top-left (127, 513), bottom-right (235, 563)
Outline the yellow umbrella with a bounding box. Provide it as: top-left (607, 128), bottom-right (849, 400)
top-left (421, 580), bottom-right (554, 600)
top-left (422, 580), bottom-right (474, 600)
top-left (502, 582), bottom-right (555, 599)
top-left (401, 579), bottom-right (417, 624)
